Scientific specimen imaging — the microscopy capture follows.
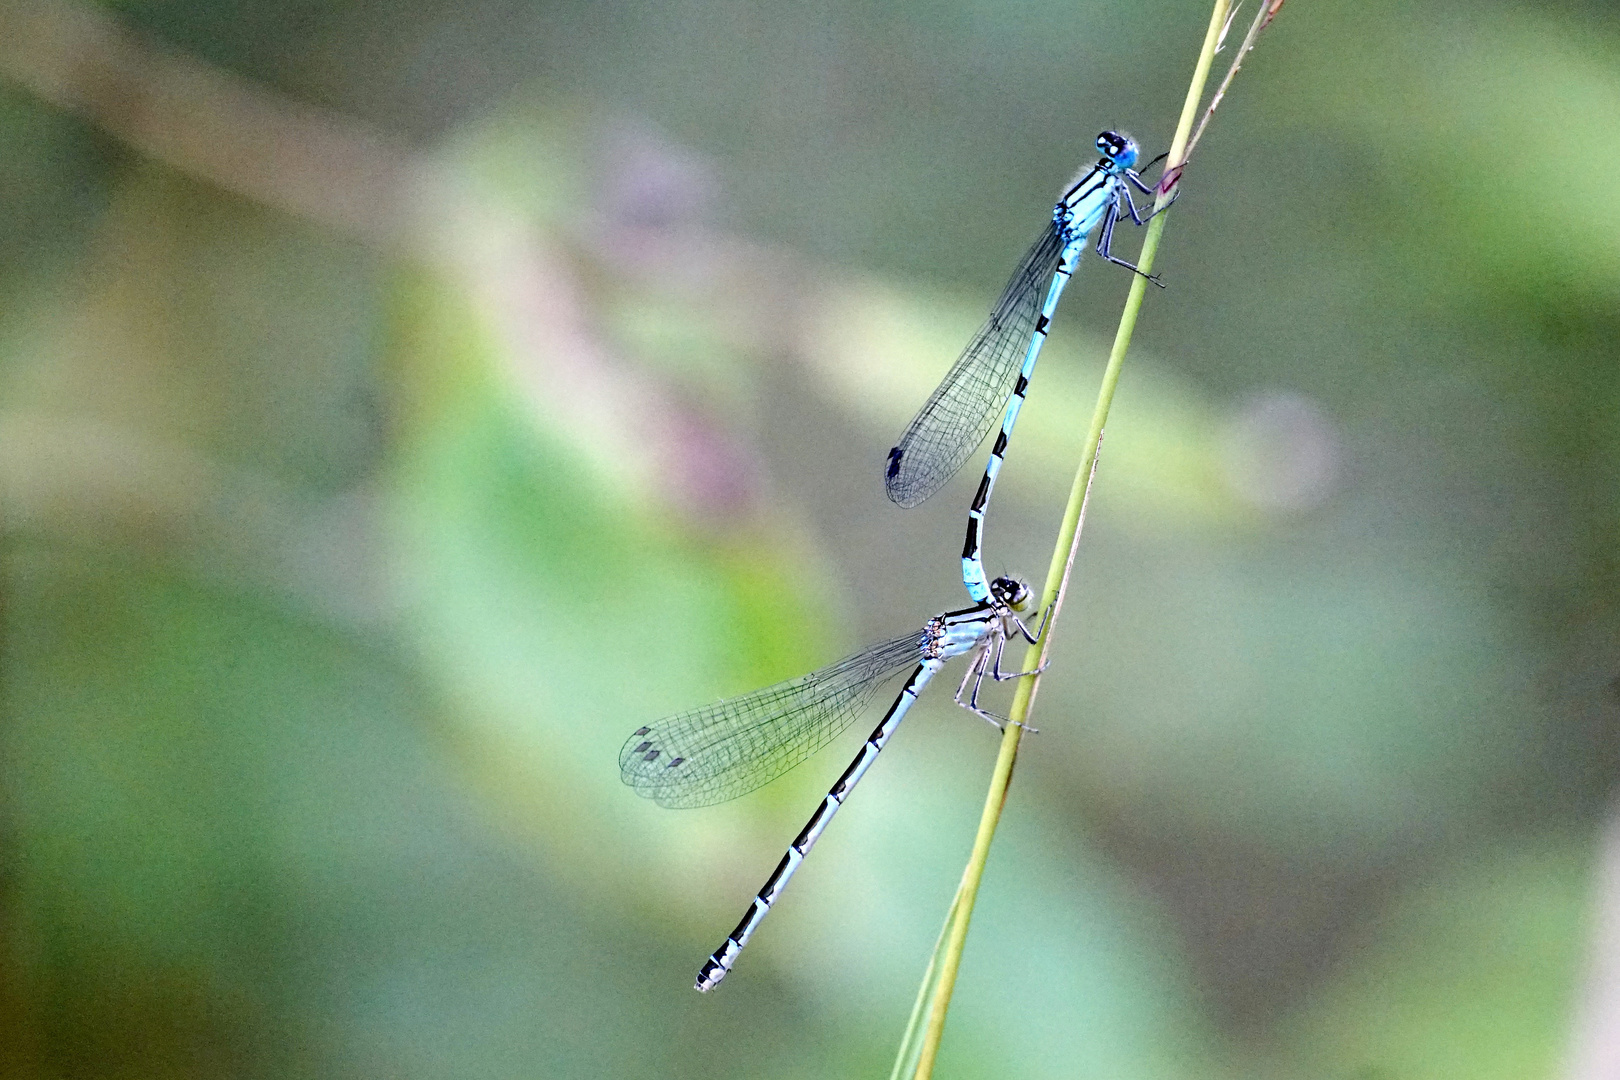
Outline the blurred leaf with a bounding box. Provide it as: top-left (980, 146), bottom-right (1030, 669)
top-left (2, 162), bottom-right (385, 494)
top-left (0, 86), bottom-right (121, 308)
top-left (1261, 836), bottom-right (1592, 1080)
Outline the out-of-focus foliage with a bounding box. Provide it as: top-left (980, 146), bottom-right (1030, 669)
top-left (1, 1), bottom-right (1617, 1078)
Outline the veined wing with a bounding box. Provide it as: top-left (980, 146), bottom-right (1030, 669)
top-left (620, 631), bottom-right (924, 809)
top-left (885, 221), bottom-right (1065, 508)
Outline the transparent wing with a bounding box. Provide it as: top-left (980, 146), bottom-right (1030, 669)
top-left (885, 221), bottom-right (1065, 508)
top-left (620, 632), bottom-right (924, 809)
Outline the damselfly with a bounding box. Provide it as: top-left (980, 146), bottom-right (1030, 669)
top-left (884, 130), bottom-right (1171, 603)
top-left (621, 575), bottom-right (1046, 991)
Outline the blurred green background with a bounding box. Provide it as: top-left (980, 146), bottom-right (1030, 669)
top-left (2, 0), bottom-right (1618, 1077)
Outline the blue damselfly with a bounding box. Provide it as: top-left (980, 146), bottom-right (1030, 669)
top-left (884, 131), bottom-right (1170, 602)
top-left (621, 576), bottom-right (1045, 990)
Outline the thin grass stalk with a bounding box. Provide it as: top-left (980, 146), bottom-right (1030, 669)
top-left (1174, 0), bottom-right (1289, 186)
top-left (899, 3), bottom-right (1233, 1076)
top-left (887, 879), bottom-right (966, 1080)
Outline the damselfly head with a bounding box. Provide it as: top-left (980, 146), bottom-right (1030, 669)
top-left (989, 575), bottom-right (1033, 612)
top-left (1096, 130), bottom-right (1139, 170)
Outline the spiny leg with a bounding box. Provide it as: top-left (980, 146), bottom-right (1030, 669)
top-left (955, 637), bottom-right (1041, 733)
top-left (954, 643), bottom-right (1006, 730)
top-left (955, 672), bottom-right (1038, 735)
top-left (988, 630), bottom-right (1048, 683)
top-left (1095, 200), bottom-right (1165, 287)
top-left (1009, 604), bottom-right (1052, 647)
top-left (1129, 150), bottom-right (1170, 187)
top-left (1119, 184), bottom-right (1179, 226)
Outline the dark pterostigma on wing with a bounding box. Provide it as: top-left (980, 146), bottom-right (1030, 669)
top-left (884, 221), bottom-right (1064, 508)
top-left (619, 631), bottom-right (924, 809)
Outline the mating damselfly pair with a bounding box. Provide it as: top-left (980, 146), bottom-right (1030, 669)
top-left (621, 131), bottom-right (1172, 991)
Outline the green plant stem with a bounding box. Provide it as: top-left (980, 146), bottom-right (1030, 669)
top-left (888, 879), bottom-right (965, 1080)
top-left (904, 4), bottom-right (1230, 1077)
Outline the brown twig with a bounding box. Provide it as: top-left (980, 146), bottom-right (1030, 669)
top-left (1159, 0), bottom-right (1287, 196)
